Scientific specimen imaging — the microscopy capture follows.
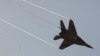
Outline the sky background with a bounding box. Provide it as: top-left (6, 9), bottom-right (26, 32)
top-left (0, 0), bottom-right (100, 56)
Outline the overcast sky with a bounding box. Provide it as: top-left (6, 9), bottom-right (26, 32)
top-left (0, 0), bottom-right (100, 56)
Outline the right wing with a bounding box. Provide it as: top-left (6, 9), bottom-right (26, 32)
top-left (68, 19), bottom-right (77, 35)
top-left (59, 40), bottom-right (73, 50)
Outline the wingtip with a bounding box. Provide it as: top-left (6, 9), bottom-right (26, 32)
top-left (69, 19), bottom-right (73, 22)
top-left (70, 19), bottom-right (72, 20)
top-left (60, 20), bottom-right (63, 22)
top-left (59, 47), bottom-right (64, 50)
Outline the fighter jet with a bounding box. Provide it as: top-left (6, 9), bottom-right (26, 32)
top-left (54, 19), bottom-right (93, 50)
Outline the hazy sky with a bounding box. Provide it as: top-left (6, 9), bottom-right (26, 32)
top-left (0, 0), bottom-right (100, 56)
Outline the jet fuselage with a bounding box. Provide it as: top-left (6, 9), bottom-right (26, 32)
top-left (59, 30), bottom-right (80, 44)
top-left (54, 19), bottom-right (93, 50)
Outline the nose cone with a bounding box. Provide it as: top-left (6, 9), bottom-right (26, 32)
top-left (75, 36), bottom-right (93, 49)
top-left (85, 44), bottom-right (94, 49)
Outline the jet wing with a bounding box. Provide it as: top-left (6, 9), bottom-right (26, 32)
top-left (68, 19), bottom-right (77, 35)
top-left (59, 40), bottom-right (73, 50)
top-left (60, 20), bottom-right (67, 32)
top-left (60, 20), bottom-right (66, 29)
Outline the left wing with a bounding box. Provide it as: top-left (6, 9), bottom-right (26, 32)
top-left (60, 20), bottom-right (67, 33)
top-left (59, 40), bottom-right (73, 50)
top-left (60, 20), bottom-right (66, 29)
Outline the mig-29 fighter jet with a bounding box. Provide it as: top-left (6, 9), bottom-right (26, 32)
top-left (54, 19), bottom-right (93, 50)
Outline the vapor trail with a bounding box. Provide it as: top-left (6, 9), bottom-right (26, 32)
top-left (0, 18), bottom-right (57, 48)
top-left (23, 0), bottom-right (69, 19)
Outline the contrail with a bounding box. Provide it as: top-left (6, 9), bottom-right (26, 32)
top-left (0, 18), bottom-right (57, 48)
top-left (23, 0), bottom-right (69, 19)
